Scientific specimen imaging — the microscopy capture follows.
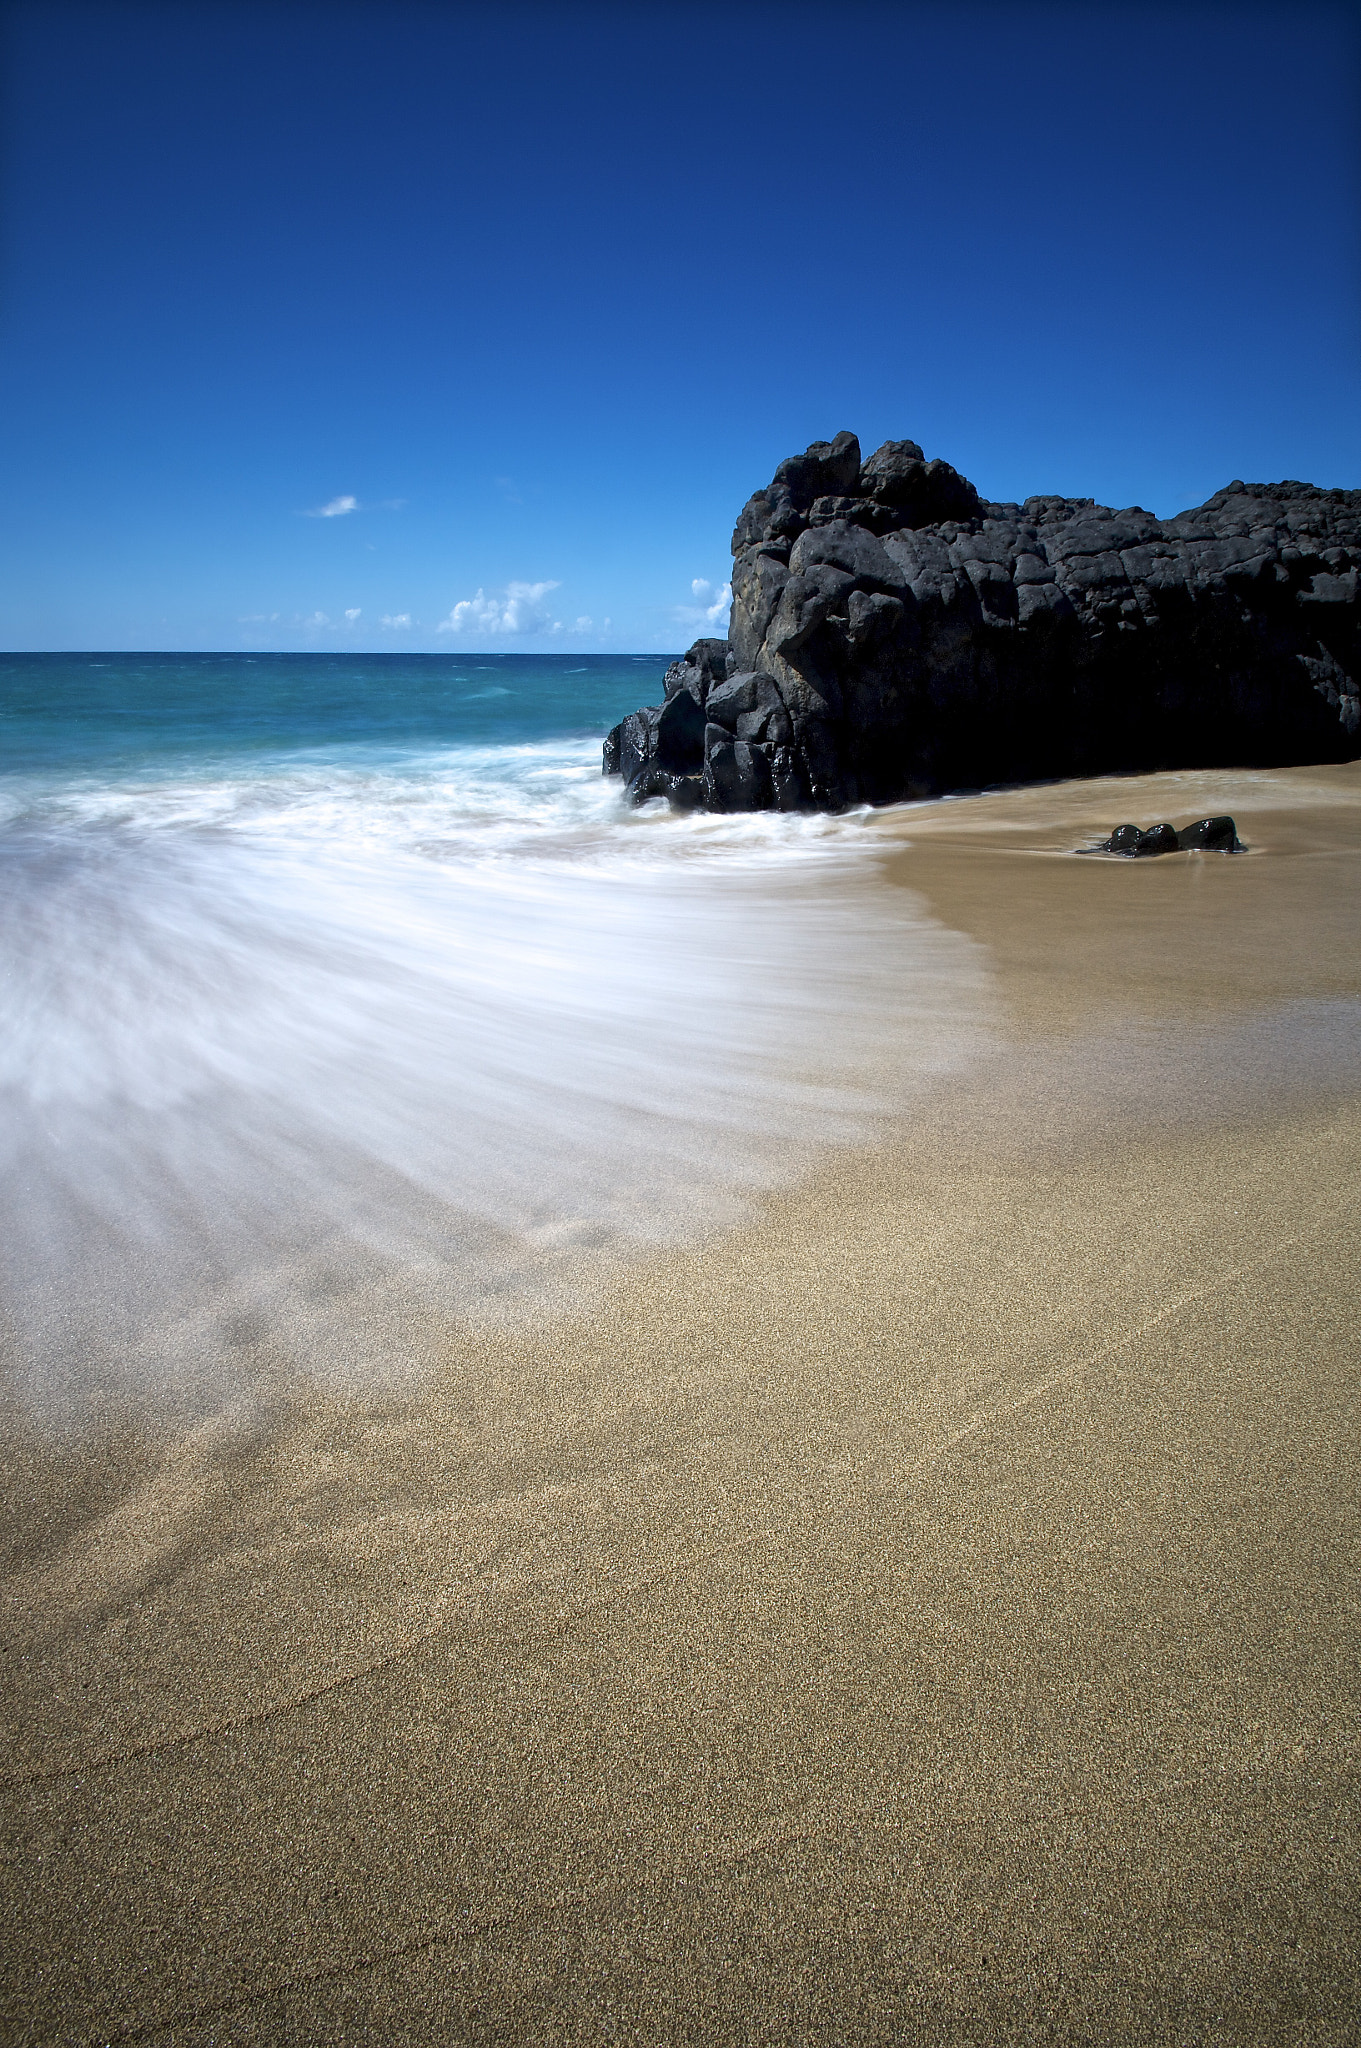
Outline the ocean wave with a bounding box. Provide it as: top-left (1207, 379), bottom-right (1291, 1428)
top-left (0, 736), bottom-right (899, 872)
top-left (0, 741), bottom-right (995, 1417)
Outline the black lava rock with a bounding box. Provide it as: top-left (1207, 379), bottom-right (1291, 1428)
top-left (606, 707), bottom-right (659, 788)
top-left (653, 688), bottom-right (707, 774)
top-left (1098, 815), bottom-right (1243, 856)
top-left (606, 433), bottom-right (1361, 811)
top-left (704, 733), bottom-right (774, 812)
top-left (662, 638), bottom-right (731, 705)
top-left (625, 763), bottom-right (705, 811)
top-left (1176, 814), bottom-right (1243, 851)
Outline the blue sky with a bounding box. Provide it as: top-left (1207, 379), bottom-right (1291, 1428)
top-left (2, 0), bottom-right (1358, 653)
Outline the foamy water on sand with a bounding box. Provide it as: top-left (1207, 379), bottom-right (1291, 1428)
top-left (5, 670), bottom-right (1358, 2047)
top-left (1, 678), bottom-right (995, 1421)
top-left (11, 657), bottom-right (1356, 1429)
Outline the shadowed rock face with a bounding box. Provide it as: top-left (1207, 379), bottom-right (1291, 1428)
top-left (605, 434), bottom-right (1361, 811)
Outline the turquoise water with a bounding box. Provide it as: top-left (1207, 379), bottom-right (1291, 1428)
top-left (0, 652), bottom-right (666, 779)
top-left (0, 651), bottom-right (686, 861)
top-left (0, 652), bottom-right (988, 1417)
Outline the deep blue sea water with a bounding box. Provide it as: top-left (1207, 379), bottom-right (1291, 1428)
top-left (0, 653), bottom-right (988, 1418)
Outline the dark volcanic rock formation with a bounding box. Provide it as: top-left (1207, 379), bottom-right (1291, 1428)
top-left (605, 433), bottom-right (1360, 811)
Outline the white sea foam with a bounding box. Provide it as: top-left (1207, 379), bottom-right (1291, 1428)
top-left (0, 736), bottom-right (898, 865)
top-left (1, 739), bottom-right (995, 1419)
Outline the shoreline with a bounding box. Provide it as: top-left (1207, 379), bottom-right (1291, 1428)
top-left (3, 761), bottom-right (1359, 2041)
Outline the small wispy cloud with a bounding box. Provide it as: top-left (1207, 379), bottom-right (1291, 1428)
top-left (344, 608), bottom-right (361, 623)
top-left (238, 612), bottom-right (280, 623)
top-left (672, 577), bottom-right (732, 631)
top-left (381, 613), bottom-right (413, 629)
top-left (436, 580), bottom-right (562, 637)
top-left (304, 495), bottom-right (360, 518)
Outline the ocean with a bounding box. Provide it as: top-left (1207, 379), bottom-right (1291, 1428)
top-left (0, 653), bottom-right (990, 1421)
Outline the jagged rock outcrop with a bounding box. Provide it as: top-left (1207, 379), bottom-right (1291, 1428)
top-left (604, 432), bottom-right (1361, 811)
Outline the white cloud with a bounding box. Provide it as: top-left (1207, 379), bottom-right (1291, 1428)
top-left (344, 608), bottom-right (361, 623)
top-left (672, 577), bottom-right (732, 631)
top-left (436, 580), bottom-right (562, 637)
top-left (381, 613), bottom-right (412, 629)
top-left (305, 495), bottom-right (360, 518)
top-left (573, 616), bottom-right (593, 633)
top-left (301, 610), bottom-right (330, 627)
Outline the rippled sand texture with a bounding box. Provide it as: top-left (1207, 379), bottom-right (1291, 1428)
top-left (3, 763), bottom-right (1360, 2045)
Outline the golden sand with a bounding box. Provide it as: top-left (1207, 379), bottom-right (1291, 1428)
top-left (3, 765), bottom-right (1359, 2044)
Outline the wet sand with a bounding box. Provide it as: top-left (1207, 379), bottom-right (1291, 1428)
top-left (3, 764), bottom-right (1360, 2044)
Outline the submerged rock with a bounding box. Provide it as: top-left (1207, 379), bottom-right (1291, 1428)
top-left (605, 432), bottom-right (1361, 811)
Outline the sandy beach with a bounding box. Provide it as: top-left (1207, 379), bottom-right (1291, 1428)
top-left (3, 763), bottom-right (1359, 2045)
